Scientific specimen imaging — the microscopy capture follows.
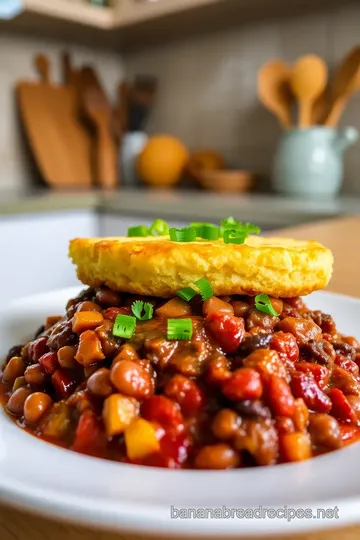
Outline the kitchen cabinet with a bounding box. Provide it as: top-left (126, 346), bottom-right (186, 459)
top-left (0, 210), bottom-right (97, 304)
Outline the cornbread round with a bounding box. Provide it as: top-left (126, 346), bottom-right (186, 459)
top-left (69, 235), bottom-right (333, 298)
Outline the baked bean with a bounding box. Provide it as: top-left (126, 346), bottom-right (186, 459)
top-left (112, 344), bottom-right (139, 364)
top-left (194, 444), bottom-right (240, 469)
top-left (2, 356), bottom-right (25, 383)
top-left (203, 297), bottom-right (234, 317)
top-left (277, 317), bottom-right (321, 345)
top-left (343, 336), bottom-right (360, 349)
top-left (6, 387), bottom-right (32, 416)
top-left (156, 298), bottom-right (192, 318)
top-left (206, 355), bottom-right (231, 384)
top-left (275, 416), bottom-right (295, 435)
top-left (96, 287), bottom-right (123, 307)
top-left (269, 298), bottom-right (283, 315)
top-left (212, 409), bottom-right (241, 440)
top-left (234, 418), bottom-right (278, 465)
top-left (24, 392), bottom-right (53, 424)
top-left (110, 361), bottom-right (153, 399)
top-left (96, 320), bottom-right (119, 357)
top-left (47, 321), bottom-right (77, 350)
top-left (246, 308), bottom-right (279, 331)
top-left (243, 349), bottom-right (287, 383)
top-left (76, 301), bottom-right (102, 313)
top-left (57, 346), bottom-right (77, 369)
top-left (308, 413), bottom-right (342, 450)
top-left (87, 368), bottom-right (113, 397)
top-left (231, 300), bottom-right (250, 318)
top-left (24, 363), bottom-right (47, 386)
top-left (280, 432), bottom-right (312, 462)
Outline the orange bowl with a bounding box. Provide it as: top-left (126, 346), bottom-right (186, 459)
top-left (194, 170), bottom-right (255, 193)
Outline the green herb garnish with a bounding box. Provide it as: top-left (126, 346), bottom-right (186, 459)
top-left (131, 300), bottom-right (154, 321)
top-left (254, 294), bottom-right (279, 316)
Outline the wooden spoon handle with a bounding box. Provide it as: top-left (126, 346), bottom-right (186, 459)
top-left (324, 98), bottom-right (347, 127)
top-left (34, 54), bottom-right (50, 84)
top-left (96, 121), bottom-right (119, 189)
top-left (299, 102), bottom-right (312, 128)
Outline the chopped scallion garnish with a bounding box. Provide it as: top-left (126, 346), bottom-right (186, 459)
top-left (149, 219), bottom-right (169, 236)
top-left (127, 225), bottom-right (149, 237)
top-left (177, 287), bottom-right (198, 302)
top-left (113, 314), bottom-right (137, 339)
top-left (131, 300), bottom-right (154, 321)
top-left (190, 222), bottom-right (220, 240)
top-left (169, 227), bottom-right (197, 242)
top-left (223, 229), bottom-right (247, 245)
top-left (167, 318), bottom-right (193, 340)
top-left (254, 294), bottom-right (279, 316)
top-left (194, 277), bottom-right (213, 300)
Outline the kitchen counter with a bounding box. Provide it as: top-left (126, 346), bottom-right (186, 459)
top-left (1, 187), bottom-right (359, 228)
top-left (1, 216), bottom-right (360, 540)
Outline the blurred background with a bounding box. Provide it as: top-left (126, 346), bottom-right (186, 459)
top-left (1, 0), bottom-right (360, 302)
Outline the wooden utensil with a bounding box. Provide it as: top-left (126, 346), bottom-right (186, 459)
top-left (17, 54), bottom-right (92, 188)
top-left (324, 46), bottom-right (360, 127)
top-left (290, 55), bottom-right (328, 128)
top-left (257, 60), bottom-right (293, 129)
top-left (112, 80), bottom-right (129, 143)
top-left (80, 65), bottom-right (118, 189)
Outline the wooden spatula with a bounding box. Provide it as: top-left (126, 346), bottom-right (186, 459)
top-left (80, 66), bottom-right (119, 189)
top-left (324, 46), bottom-right (360, 127)
top-left (290, 55), bottom-right (328, 128)
top-left (17, 54), bottom-right (92, 188)
top-left (258, 60), bottom-right (293, 129)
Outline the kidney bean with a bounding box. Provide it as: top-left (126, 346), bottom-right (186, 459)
top-left (231, 300), bottom-right (250, 318)
top-left (267, 375), bottom-right (295, 417)
top-left (205, 313), bottom-right (245, 353)
top-left (39, 352), bottom-right (59, 375)
top-left (279, 432), bottom-right (312, 462)
top-left (47, 321), bottom-right (77, 350)
top-left (96, 287), bottom-right (123, 307)
top-left (295, 362), bottom-right (330, 389)
top-left (235, 400), bottom-right (271, 419)
top-left (246, 308), bottom-right (279, 331)
top-left (2, 356), bottom-right (25, 383)
top-left (270, 332), bottom-right (299, 363)
top-left (290, 372), bottom-right (331, 413)
top-left (87, 368), bottom-right (113, 398)
top-left (330, 365), bottom-right (360, 396)
top-left (96, 320), bottom-right (120, 357)
top-left (304, 339), bottom-right (335, 367)
top-left (293, 398), bottom-right (309, 432)
top-left (212, 409), bottom-right (241, 440)
top-left (234, 418), bottom-right (278, 466)
top-left (24, 392), bottom-right (53, 424)
top-left (194, 444), bottom-right (240, 470)
top-left (237, 333), bottom-right (272, 358)
top-left (277, 317), bottom-right (321, 346)
top-left (206, 355), bottom-right (231, 384)
top-left (164, 375), bottom-right (204, 416)
top-left (51, 370), bottom-right (77, 399)
top-left (24, 364), bottom-right (47, 386)
top-left (308, 413), bottom-right (342, 450)
top-left (333, 342), bottom-right (356, 361)
top-left (29, 337), bottom-right (49, 362)
top-left (222, 368), bottom-right (263, 401)
top-left (335, 355), bottom-right (359, 378)
top-left (76, 301), bottom-right (102, 313)
top-left (329, 388), bottom-right (357, 424)
top-left (110, 360), bottom-right (153, 400)
top-left (6, 387), bottom-right (32, 416)
top-left (75, 330), bottom-right (105, 366)
top-left (142, 395), bottom-right (184, 433)
top-left (243, 349), bottom-right (287, 383)
top-left (203, 297), bottom-right (234, 317)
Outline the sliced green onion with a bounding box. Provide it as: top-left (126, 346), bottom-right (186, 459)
top-left (194, 277), bottom-right (213, 300)
top-left (255, 294), bottom-right (279, 316)
top-left (149, 219), bottom-right (169, 236)
top-left (113, 314), bottom-right (136, 338)
top-left (223, 229), bottom-right (247, 245)
top-left (220, 217), bottom-right (261, 238)
top-left (167, 318), bottom-right (193, 340)
top-left (169, 227), bottom-right (197, 242)
top-left (127, 225), bottom-right (149, 237)
top-left (242, 222), bottom-right (261, 234)
top-left (190, 222), bottom-right (220, 240)
top-left (131, 300), bottom-right (154, 321)
top-left (177, 287), bottom-right (198, 302)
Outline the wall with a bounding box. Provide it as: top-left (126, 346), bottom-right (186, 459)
top-left (125, 2), bottom-right (360, 194)
top-left (0, 31), bottom-right (124, 191)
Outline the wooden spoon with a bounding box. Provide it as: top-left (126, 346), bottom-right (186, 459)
top-left (324, 46), bottom-right (360, 127)
top-left (258, 60), bottom-right (293, 129)
top-left (290, 55), bottom-right (328, 128)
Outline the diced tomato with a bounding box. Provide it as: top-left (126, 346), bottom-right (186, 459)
top-left (142, 395), bottom-right (184, 433)
top-left (335, 355), bottom-right (359, 378)
top-left (222, 368), bottom-right (263, 401)
top-left (291, 372), bottom-right (331, 413)
top-left (164, 375), bottom-right (204, 416)
top-left (267, 375), bottom-right (295, 417)
top-left (73, 409), bottom-right (105, 454)
top-left (270, 332), bottom-right (299, 363)
top-left (103, 307), bottom-right (131, 322)
top-left (51, 369), bottom-right (77, 399)
top-left (205, 313), bottom-right (245, 353)
top-left (328, 388), bottom-right (357, 424)
top-left (39, 352), bottom-right (59, 375)
top-left (295, 362), bottom-right (329, 389)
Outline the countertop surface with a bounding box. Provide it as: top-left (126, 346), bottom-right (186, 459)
top-left (1, 216), bottom-right (360, 540)
top-left (1, 188), bottom-right (360, 227)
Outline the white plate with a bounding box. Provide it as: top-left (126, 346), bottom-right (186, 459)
top-left (1, 287), bottom-right (360, 538)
